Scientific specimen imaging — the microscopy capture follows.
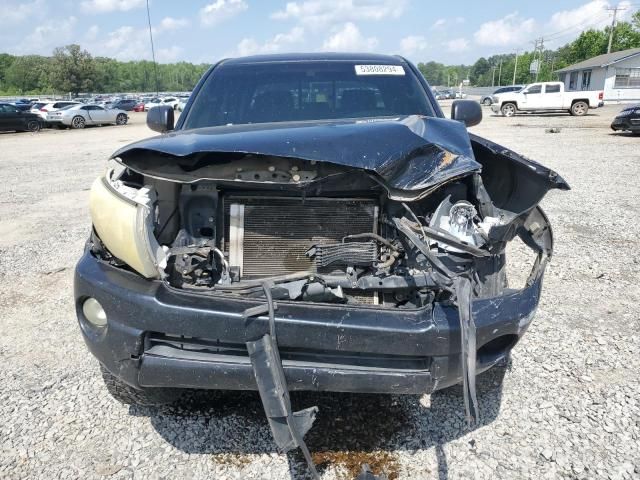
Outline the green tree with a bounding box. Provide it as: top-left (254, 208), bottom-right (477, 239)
top-left (607, 21), bottom-right (640, 51)
top-left (4, 55), bottom-right (49, 93)
top-left (50, 44), bottom-right (96, 96)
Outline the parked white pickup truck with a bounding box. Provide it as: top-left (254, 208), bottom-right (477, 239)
top-left (491, 81), bottom-right (604, 117)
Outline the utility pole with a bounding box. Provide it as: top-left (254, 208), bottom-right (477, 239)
top-left (607, 5), bottom-right (626, 53)
top-left (498, 59), bottom-right (503, 86)
top-left (513, 49), bottom-right (520, 85)
top-left (491, 67), bottom-right (496, 87)
top-left (534, 37), bottom-right (544, 82)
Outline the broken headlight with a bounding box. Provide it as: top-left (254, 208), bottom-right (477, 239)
top-left (89, 165), bottom-right (166, 278)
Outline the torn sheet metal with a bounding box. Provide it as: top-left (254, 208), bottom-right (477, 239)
top-left (112, 115), bottom-right (481, 192)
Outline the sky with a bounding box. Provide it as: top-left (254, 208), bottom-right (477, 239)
top-left (0, 0), bottom-right (637, 65)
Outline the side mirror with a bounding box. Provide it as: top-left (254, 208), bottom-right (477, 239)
top-left (147, 105), bottom-right (174, 133)
top-left (451, 99), bottom-right (482, 127)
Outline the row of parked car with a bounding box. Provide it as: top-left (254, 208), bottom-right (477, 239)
top-left (433, 88), bottom-right (467, 100)
top-left (0, 94), bottom-right (191, 133)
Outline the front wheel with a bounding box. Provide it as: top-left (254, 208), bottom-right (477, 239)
top-left (570, 101), bottom-right (588, 116)
top-left (71, 115), bottom-right (86, 129)
top-left (115, 113), bottom-right (128, 125)
top-left (482, 98), bottom-right (492, 106)
top-left (501, 102), bottom-right (517, 117)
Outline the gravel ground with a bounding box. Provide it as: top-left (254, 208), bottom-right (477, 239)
top-left (1, 106), bottom-right (639, 480)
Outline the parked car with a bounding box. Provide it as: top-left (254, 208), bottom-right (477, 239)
top-left (433, 90), bottom-right (446, 100)
top-left (161, 97), bottom-right (180, 109)
top-left (46, 104), bottom-right (128, 129)
top-left (0, 102), bottom-right (42, 132)
top-left (34, 101), bottom-right (81, 121)
top-left (610, 104), bottom-right (640, 134)
top-left (112, 99), bottom-right (138, 111)
top-left (11, 100), bottom-right (34, 111)
top-left (176, 96), bottom-right (190, 111)
top-left (480, 85), bottom-right (523, 106)
top-left (491, 81), bottom-right (604, 116)
top-left (133, 103), bottom-right (145, 112)
top-left (440, 89), bottom-right (455, 99)
top-left (76, 54), bottom-right (568, 471)
top-left (144, 98), bottom-right (162, 111)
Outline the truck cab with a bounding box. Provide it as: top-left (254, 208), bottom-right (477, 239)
top-left (491, 81), bottom-right (604, 117)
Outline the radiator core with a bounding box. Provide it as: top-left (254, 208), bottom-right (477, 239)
top-left (224, 196), bottom-right (378, 279)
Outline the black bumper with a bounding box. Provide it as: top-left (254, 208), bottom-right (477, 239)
top-left (611, 117), bottom-right (640, 131)
top-left (74, 251), bottom-right (542, 394)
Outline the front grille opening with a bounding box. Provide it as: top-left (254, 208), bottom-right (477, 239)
top-left (477, 334), bottom-right (518, 362)
top-left (147, 333), bottom-right (430, 371)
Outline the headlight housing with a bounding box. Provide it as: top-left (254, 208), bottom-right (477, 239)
top-left (89, 165), bottom-right (166, 278)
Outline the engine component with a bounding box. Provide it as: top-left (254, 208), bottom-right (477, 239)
top-left (225, 196), bottom-right (378, 279)
top-left (306, 241), bottom-right (377, 268)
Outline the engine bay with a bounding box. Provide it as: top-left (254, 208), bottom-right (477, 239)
top-left (93, 147), bottom-right (556, 311)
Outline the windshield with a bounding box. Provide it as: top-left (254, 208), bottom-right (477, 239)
top-left (184, 60), bottom-right (433, 129)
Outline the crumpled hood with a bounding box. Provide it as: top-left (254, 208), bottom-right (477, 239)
top-left (112, 115), bottom-right (481, 192)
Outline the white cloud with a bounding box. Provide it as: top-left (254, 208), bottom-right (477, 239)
top-left (85, 25), bottom-right (100, 42)
top-left (157, 46), bottom-right (184, 62)
top-left (234, 27), bottom-right (304, 56)
top-left (432, 18), bottom-right (446, 29)
top-left (0, 0), bottom-right (45, 23)
top-left (321, 22), bottom-right (378, 52)
top-left (200, 0), bottom-right (248, 26)
top-left (546, 0), bottom-right (630, 36)
top-left (158, 17), bottom-right (189, 31)
top-left (15, 16), bottom-right (77, 55)
top-left (80, 0), bottom-right (145, 13)
top-left (400, 35), bottom-right (428, 56)
top-left (271, 0), bottom-right (407, 28)
top-left (445, 37), bottom-right (469, 53)
top-left (474, 12), bottom-right (537, 47)
top-left (89, 26), bottom-right (151, 61)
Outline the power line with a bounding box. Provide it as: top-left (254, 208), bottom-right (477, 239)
top-left (145, 0), bottom-right (159, 96)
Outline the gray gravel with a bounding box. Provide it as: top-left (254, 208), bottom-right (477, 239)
top-left (1, 106), bottom-right (639, 479)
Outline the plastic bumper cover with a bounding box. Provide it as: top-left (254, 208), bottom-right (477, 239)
top-left (75, 251), bottom-right (542, 394)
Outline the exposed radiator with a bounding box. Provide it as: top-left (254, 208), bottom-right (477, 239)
top-left (224, 196), bottom-right (378, 279)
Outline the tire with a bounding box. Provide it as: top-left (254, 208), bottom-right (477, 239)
top-left (501, 102), bottom-right (517, 117)
top-left (115, 113), bottom-right (128, 125)
top-left (26, 120), bottom-right (40, 132)
top-left (71, 115), bottom-right (86, 129)
top-left (482, 98), bottom-right (492, 106)
top-left (100, 364), bottom-right (183, 407)
top-left (570, 101), bottom-right (588, 116)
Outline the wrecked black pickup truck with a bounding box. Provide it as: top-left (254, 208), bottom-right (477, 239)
top-left (75, 53), bottom-right (567, 476)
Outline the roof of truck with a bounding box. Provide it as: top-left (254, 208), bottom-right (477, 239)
top-left (222, 52), bottom-right (407, 65)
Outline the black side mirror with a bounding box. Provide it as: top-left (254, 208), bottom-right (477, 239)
top-left (451, 100), bottom-right (482, 127)
top-left (147, 105), bottom-right (174, 133)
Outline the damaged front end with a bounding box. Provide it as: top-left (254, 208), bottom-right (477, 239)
top-left (93, 116), bottom-right (566, 314)
top-left (85, 115), bottom-right (567, 474)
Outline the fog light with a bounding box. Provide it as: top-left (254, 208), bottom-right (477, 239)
top-left (82, 298), bottom-right (107, 327)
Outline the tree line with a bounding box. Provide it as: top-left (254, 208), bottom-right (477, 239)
top-left (1, 11), bottom-right (639, 95)
top-left (0, 45), bottom-right (209, 96)
top-left (419, 10), bottom-right (640, 87)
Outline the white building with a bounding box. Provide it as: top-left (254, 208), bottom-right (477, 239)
top-left (556, 47), bottom-right (640, 104)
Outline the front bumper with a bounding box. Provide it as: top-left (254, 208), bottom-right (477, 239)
top-left (611, 116), bottom-right (640, 131)
top-left (490, 104), bottom-right (500, 114)
top-left (75, 251), bottom-right (542, 394)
